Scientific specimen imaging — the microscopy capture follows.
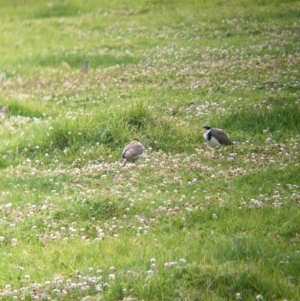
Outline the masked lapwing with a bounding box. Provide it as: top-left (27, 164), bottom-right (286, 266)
top-left (122, 138), bottom-right (145, 166)
top-left (203, 126), bottom-right (232, 148)
top-left (81, 60), bottom-right (90, 73)
top-left (1, 105), bottom-right (9, 119)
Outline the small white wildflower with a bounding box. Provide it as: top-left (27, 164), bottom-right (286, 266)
top-left (256, 294), bottom-right (263, 301)
top-left (109, 266), bottom-right (115, 272)
top-left (150, 258), bottom-right (156, 264)
top-left (164, 261), bottom-right (177, 268)
top-left (11, 238), bottom-right (18, 246)
top-left (169, 261), bottom-right (178, 267)
top-left (179, 258), bottom-right (187, 265)
top-left (24, 275), bottom-right (30, 282)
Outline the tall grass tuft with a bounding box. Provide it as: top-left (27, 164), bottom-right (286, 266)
top-left (123, 101), bottom-right (154, 131)
top-left (3, 100), bottom-right (45, 118)
top-left (33, 3), bottom-right (83, 19)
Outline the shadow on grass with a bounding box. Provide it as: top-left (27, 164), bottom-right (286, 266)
top-left (52, 198), bottom-right (119, 222)
top-left (33, 3), bottom-right (83, 19)
top-left (34, 53), bottom-right (139, 69)
top-left (180, 266), bottom-right (287, 301)
top-left (3, 100), bottom-right (45, 118)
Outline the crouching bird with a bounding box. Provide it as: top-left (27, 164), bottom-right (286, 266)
top-left (122, 138), bottom-right (145, 166)
top-left (203, 126), bottom-right (232, 148)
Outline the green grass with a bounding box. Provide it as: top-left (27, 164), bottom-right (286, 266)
top-left (0, 0), bottom-right (300, 300)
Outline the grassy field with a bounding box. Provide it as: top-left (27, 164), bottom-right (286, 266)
top-left (0, 0), bottom-right (300, 300)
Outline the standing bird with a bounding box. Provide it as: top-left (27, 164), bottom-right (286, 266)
top-left (0, 105), bottom-right (9, 119)
top-left (81, 60), bottom-right (90, 73)
top-left (203, 126), bottom-right (232, 148)
top-left (122, 138), bottom-right (145, 166)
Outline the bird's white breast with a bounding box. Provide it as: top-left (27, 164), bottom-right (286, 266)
top-left (203, 130), bottom-right (221, 147)
top-left (207, 136), bottom-right (221, 147)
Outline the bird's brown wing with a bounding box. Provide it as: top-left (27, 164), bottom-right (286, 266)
top-left (212, 128), bottom-right (232, 145)
top-left (122, 143), bottom-right (144, 158)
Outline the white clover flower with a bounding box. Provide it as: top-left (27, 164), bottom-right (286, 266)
top-left (151, 263), bottom-right (156, 270)
top-left (146, 270), bottom-right (154, 276)
top-left (164, 261), bottom-right (178, 268)
top-left (11, 238), bottom-right (18, 246)
top-left (150, 258), bottom-right (156, 264)
top-left (24, 275), bottom-right (30, 282)
top-left (109, 266), bottom-right (115, 272)
top-left (99, 232), bottom-right (105, 240)
top-left (5, 284), bottom-right (11, 290)
top-left (179, 258), bottom-right (187, 265)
